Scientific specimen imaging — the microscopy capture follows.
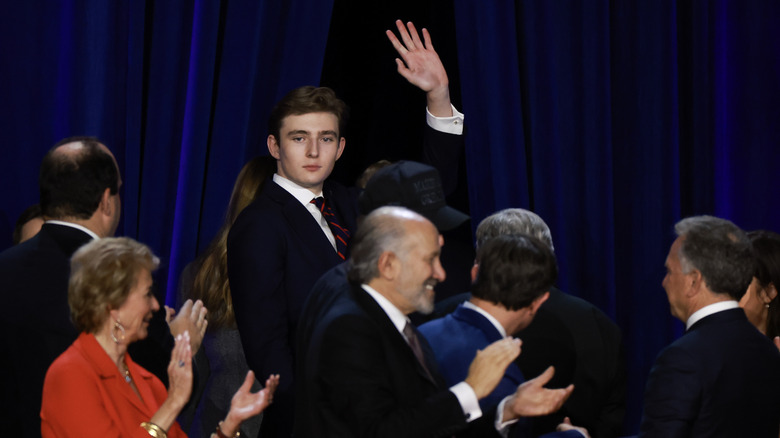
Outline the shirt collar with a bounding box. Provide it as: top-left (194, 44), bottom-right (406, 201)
top-left (462, 301), bottom-right (507, 337)
top-left (686, 300), bottom-right (740, 330)
top-left (273, 173), bottom-right (323, 206)
top-left (45, 220), bottom-right (100, 240)
top-left (361, 284), bottom-right (409, 335)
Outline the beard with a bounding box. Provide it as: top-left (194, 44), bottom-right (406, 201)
top-left (409, 281), bottom-right (436, 314)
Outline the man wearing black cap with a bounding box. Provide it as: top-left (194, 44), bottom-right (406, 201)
top-left (295, 160), bottom-right (470, 365)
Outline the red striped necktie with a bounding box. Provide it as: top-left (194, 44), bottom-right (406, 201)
top-left (311, 196), bottom-right (350, 260)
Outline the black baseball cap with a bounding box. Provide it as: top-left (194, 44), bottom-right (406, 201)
top-left (358, 161), bottom-right (469, 231)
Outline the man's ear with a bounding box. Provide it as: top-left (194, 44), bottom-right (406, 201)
top-left (377, 251), bottom-right (399, 280)
top-left (267, 135), bottom-right (281, 159)
top-left (99, 188), bottom-right (114, 216)
top-left (530, 291), bottom-right (550, 314)
top-left (470, 263), bottom-right (479, 283)
top-left (687, 269), bottom-right (703, 297)
top-left (334, 137), bottom-right (346, 161)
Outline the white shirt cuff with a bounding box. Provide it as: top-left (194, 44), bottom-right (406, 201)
top-left (494, 397), bottom-right (519, 436)
top-left (426, 104), bottom-right (464, 135)
top-left (450, 381), bottom-right (482, 422)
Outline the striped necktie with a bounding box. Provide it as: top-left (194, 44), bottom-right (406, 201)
top-left (403, 322), bottom-right (435, 383)
top-left (311, 196), bottom-right (350, 260)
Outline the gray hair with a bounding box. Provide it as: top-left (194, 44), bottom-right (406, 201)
top-left (348, 206), bottom-right (424, 284)
top-left (476, 208), bottom-right (554, 252)
top-left (674, 215), bottom-right (754, 300)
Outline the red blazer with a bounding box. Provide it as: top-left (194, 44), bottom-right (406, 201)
top-left (41, 333), bottom-right (186, 438)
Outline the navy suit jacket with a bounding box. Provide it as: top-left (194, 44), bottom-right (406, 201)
top-left (418, 304), bottom-right (581, 438)
top-left (227, 178), bottom-right (359, 435)
top-left (229, 125), bottom-right (464, 436)
top-left (639, 307), bottom-right (780, 437)
top-left (295, 283), bottom-right (500, 437)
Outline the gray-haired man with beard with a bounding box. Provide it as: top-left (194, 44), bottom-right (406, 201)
top-left (295, 206), bottom-right (572, 437)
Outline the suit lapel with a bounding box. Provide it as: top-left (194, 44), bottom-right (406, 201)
top-left (267, 182), bottom-right (343, 266)
top-left (76, 334), bottom-right (156, 415)
top-left (453, 305), bottom-right (526, 385)
top-left (351, 285), bottom-right (442, 387)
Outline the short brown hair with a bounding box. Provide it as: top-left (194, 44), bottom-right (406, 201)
top-left (267, 86), bottom-right (348, 140)
top-left (69, 237), bottom-right (159, 333)
top-left (472, 234), bottom-right (557, 310)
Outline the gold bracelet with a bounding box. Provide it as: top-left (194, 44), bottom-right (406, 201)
top-left (140, 421), bottom-right (168, 438)
top-left (215, 421), bottom-right (240, 438)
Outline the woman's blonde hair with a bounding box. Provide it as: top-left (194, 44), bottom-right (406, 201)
top-left (69, 237), bottom-right (159, 333)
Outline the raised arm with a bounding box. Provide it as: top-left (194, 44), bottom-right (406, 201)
top-left (386, 20), bottom-right (452, 117)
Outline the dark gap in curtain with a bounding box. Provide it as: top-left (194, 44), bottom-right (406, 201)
top-left (196, 0), bottom-right (231, 254)
top-left (135, 1), bottom-right (155, 239)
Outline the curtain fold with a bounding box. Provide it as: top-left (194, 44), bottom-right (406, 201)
top-left (454, 0), bottom-right (780, 432)
top-left (0, 0), bottom-right (335, 302)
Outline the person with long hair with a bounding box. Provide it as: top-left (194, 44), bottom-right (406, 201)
top-left (740, 230), bottom-right (780, 341)
top-left (181, 155), bottom-right (276, 437)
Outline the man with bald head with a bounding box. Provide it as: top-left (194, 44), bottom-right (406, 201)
top-left (0, 137), bottom-right (204, 438)
top-left (0, 137), bottom-right (123, 437)
top-left (296, 206), bottom-right (572, 436)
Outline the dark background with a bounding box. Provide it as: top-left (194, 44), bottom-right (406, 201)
top-left (2, 1), bottom-right (779, 433)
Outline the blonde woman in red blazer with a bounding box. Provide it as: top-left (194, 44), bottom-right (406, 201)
top-left (41, 237), bottom-right (278, 438)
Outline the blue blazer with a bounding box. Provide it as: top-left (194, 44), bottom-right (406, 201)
top-left (419, 304), bottom-right (525, 409)
top-left (419, 304), bottom-right (581, 438)
top-left (639, 308), bottom-right (780, 437)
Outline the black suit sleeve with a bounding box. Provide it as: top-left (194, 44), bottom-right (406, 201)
top-left (422, 125), bottom-right (464, 197)
top-left (319, 313), bottom-right (489, 437)
top-left (639, 344), bottom-right (698, 438)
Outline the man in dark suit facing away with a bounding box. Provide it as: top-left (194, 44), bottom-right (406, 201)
top-left (0, 137), bottom-right (206, 438)
top-left (639, 215), bottom-right (780, 437)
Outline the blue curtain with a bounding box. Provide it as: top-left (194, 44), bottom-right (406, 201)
top-left (3, 1), bottom-right (780, 433)
top-left (0, 0), bottom-right (334, 305)
top-left (454, 0), bottom-right (780, 431)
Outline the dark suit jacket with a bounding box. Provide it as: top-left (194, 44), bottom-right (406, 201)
top-left (294, 283), bottom-right (500, 437)
top-left (639, 307), bottom-right (780, 438)
top-left (0, 223), bottom-right (177, 438)
top-left (0, 224), bottom-right (90, 438)
top-left (515, 288), bottom-right (625, 438)
top-left (229, 125), bottom-right (464, 436)
top-left (427, 288), bottom-right (625, 438)
top-left (227, 179), bottom-right (359, 436)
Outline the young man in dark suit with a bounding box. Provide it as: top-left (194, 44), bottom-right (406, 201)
top-left (419, 234), bottom-right (586, 437)
top-left (429, 208), bottom-right (626, 438)
top-left (639, 215), bottom-right (780, 437)
top-left (227, 20), bottom-right (466, 436)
